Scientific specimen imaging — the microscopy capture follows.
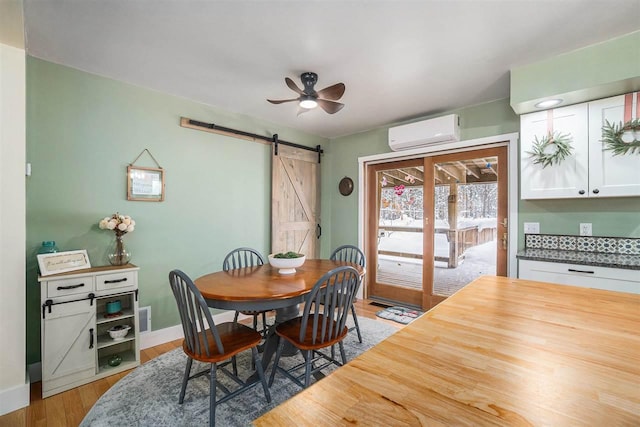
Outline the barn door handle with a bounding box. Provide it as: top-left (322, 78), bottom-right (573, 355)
top-left (89, 328), bottom-right (94, 349)
top-left (316, 224), bottom-right (322, 239)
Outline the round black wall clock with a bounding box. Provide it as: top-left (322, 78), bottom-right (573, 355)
top-left (339, 177), bottom-right (354, 196)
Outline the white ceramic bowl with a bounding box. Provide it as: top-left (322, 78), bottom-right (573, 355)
top-left (108, 324), bottom-right (131, 341)
top-left (268, 254), bottom-right (306, 275)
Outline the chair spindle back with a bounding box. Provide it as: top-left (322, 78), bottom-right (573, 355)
top-left (169, 269), bottom-right (224, 357)
top-left (300, 266), bottom-right (360, 345)
top-left (222, 247), bottom-right (265, 271)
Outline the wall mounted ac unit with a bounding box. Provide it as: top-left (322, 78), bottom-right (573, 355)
top-left (388, 114), bottom-right (460, 151)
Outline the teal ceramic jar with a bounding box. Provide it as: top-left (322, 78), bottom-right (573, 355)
top-left (38, 241), bottom-right (59, 254)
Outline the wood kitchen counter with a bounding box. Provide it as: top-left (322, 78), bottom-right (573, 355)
top-left (255, 275), bottom-right (640, 426)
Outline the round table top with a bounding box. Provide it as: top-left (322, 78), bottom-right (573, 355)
top-left (195, 259), bottom-right (363, 311)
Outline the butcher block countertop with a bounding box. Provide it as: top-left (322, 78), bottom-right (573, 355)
top-left (254, 275), bottom-right (640, 426)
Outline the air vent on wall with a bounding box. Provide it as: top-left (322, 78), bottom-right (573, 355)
top-left (138, 306), bottom-right (151, 333)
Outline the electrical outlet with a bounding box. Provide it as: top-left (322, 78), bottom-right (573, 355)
top-left (524, 222), bottom-right (540, 234)
top-left (580, 223), bottom-right (592, 236)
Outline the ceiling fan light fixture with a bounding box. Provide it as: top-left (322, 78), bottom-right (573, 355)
top-left (299, 96), bottom-right (318, 109)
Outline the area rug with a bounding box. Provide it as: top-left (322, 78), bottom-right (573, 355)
top-left (375, 306), bottom-right (424, 324)
top-left (80, 317), bottom-right (397, 427)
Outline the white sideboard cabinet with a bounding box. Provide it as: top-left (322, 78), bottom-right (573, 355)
top-left (39, 264), bottom-right (140, 398)
top-left (521, 92), bottom-right (640, 199)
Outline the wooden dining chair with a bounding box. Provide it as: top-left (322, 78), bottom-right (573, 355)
top-left (329, 244), bottom-right (366, 343)
top-left (268, 265), bottom-right (361, 389)
top-left (168, 270), bottom-right (271, 427)
top-left (222, 247), bottom-right (270, 338)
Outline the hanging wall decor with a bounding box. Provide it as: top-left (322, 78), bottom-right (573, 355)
top-left (527, 131), bottom-right (573, 168)
top-left (127, 149), bottom-right (165, 202)
top-left (338, 177), bottom-right (354, 196)
top-left (602, 118), bottom-right (640, 156)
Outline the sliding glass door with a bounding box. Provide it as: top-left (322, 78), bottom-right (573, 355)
top-left (365, 146), bottom-right (508, 310)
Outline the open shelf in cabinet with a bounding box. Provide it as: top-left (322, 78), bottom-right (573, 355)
top-left (97, 348), bottom-right (138, 375)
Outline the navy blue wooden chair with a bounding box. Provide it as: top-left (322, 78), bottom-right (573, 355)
top-left (169, 269), bottom-right (271, 427)
top-left (222, 247), bottom-right (270, 338)
top-left (329, 245), bottom-right (366, 343)
top-left (268, 266), bottom-right (360, 388)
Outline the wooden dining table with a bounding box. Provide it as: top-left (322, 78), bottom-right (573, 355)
top-left (254, 275), bottom-right (640, 426)
top-left (195, 259), bottom-right (364, 371)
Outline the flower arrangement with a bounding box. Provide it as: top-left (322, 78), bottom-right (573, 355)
top-left (99, 213), bottom-right (136, 237)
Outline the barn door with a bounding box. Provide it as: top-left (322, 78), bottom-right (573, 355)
top-left (271, 145), bottom-right (320, 258)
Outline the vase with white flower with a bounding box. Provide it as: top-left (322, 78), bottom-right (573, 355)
top-left (99, 213), bottom-right (135, 266)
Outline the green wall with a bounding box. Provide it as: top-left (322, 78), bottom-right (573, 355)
top-left (328, 96), bottom-right (640, 250)
top-left (328, 98), bottom-right (520, 246)
top-left (25, 57), bottom-right (328, 363)
top-left (25, 29), bottom-right (640, 364)
top-left (511, 31), bottom-right (640, 113)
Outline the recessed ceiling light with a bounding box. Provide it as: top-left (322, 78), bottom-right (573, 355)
top-left (534, 99), bottom-right (563, 109)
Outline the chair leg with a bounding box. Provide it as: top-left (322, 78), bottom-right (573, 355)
top-left (252, 347), bottom-right (272, 403)
top-left (209, 363), bottom-right (217, 427)
top-left (250, 314), bottom-right (259, 370)
top-left (339, 341), bottom-right (347, 365)
top-left (303, 349), bottom-right (313, 388)
top-left (179, 357), bottom-right (193, 404)
top-left (231, 355), bottom-right (238, 376)
top-left (351, 304), bottom-right (363, 343)
top-left (233, 311), bottom-right (239, 324)
top-left (261, 312), bottom-right (268, 338)
top-left (268, 337), bottom-right (283, 387)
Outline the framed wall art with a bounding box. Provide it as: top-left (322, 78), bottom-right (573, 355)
top-left (127, 165), bottom-right (165, 201)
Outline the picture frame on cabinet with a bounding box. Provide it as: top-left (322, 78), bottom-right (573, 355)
top-left (37, 249), bottom-right (91, 276)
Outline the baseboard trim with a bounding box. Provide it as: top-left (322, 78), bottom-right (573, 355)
top-left (0, 373), bottom-right (30, 416)
top-left (140, 310), bottom-right (243, 350)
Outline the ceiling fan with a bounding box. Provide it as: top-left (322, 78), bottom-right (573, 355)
top-left (267, 72), bottom-right (345, 114)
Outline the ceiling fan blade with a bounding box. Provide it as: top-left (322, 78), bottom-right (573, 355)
top-left (285, 77), bottom-right (305, 95)
top-left (267, 98), bottom-right (299, 104)
top-left (316, 83), bottom-right (345, 101)
top-left (317, 99), bottom-right (345, 114)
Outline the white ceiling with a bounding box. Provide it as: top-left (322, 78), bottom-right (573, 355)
top-left (23, 0), bottom-right (640, 139)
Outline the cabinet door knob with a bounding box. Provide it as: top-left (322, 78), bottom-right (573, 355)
top-left (578, 190), bottom-right (585, 195)
top-left (592, 188), bottom-right (600, 194)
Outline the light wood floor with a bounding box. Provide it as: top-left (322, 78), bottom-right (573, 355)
top-left (0, 299), bottom-right (401, 427)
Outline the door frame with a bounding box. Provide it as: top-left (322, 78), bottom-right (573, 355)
top-left (357, 132), bottom-right (519, 299)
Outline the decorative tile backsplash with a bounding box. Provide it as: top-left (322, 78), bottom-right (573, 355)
top-left (525, 234), bottom-right (640, 255)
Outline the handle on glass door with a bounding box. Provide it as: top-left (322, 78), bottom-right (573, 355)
top-left (316, 224), bottom-right (322, 239)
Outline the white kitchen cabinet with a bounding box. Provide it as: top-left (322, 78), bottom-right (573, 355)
top-left (588, 93), bottom-right (640, 197)
top-left (521, 92), bottom-right (640, 199)
top-left (518, 259), bottom-right (639, 294)
top-left (520, 104), bottom-right (589, 199)
top-left (39, 264), bottom-right (140, 398)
